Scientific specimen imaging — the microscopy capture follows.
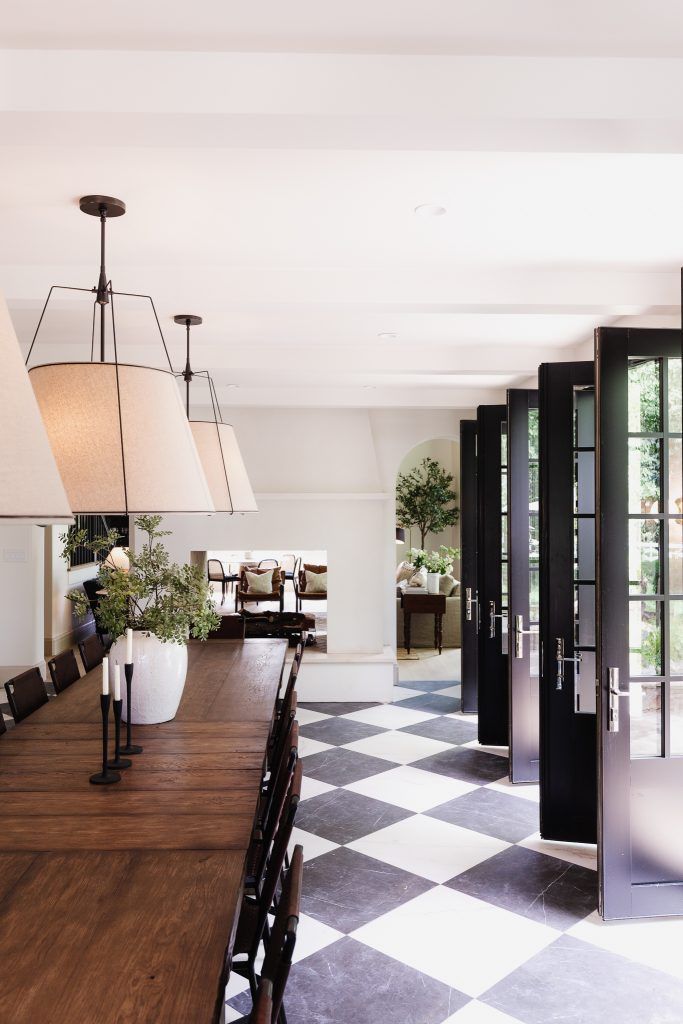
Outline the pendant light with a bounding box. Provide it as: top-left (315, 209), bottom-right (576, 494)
top-left (26, 196), bottom-right (214, 515)
top-left (0, 291), bottom-right (72, 523)
top-left (174, 315), bottom-right (258, 514)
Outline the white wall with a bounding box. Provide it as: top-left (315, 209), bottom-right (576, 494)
top-left (0, 524), bottom-right (44, 683)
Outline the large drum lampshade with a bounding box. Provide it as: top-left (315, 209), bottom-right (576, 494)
top-left (190, 420), bottom-right (258, 514)
top-left (0, 293), bottom-right (72, 523)
top-left (29, 362), bottom-right (215, 515)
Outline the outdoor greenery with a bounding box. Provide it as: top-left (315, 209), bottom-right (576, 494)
top-left (61, 515), bottom-right (220, 645)
top-left (396, 456), bottom-right (459, 549)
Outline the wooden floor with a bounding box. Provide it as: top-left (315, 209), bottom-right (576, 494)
top-left (0, 638), bottom-right (286, 1024)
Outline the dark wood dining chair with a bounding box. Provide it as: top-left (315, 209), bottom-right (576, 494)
top-left (81, 578), bottom-right (108, 644)
top-left (0, 711), bottom-right (6, 736)
top-left (233, 766), bottom-right (303, 1002)
top-left (249, 978), bottom-right (273, 1024)
top-left (207, 558), bottom-right (230, 605)
top-left (276, 659), bottom-right (299, 717)
top-left (249, 720), bottom-right (298, 891)
top-left (47, 649), bottom-right (81, 693)
top-left (258, 559), bottom-right (280, 570)
top-left (262, 843), bottom-right (304, 1023)
top-left (4, 668), bottom-right (49, 724)
top-left (78, 634), bottom-right (106, 673)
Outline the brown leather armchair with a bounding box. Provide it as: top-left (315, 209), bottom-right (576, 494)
top-left (236, 566), bottom-right (285, 613)
top-left (295, 563), bottom-right (327, 611)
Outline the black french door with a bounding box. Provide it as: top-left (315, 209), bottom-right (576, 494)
top-left (539, 361), bottom-right (597, 842)
top-left (507, 389), bottom-right (540, 783)
top-left (597, 327), bottom-right (683, 920)
top-left (460, 419), bottom-right (478, 714)
top-left (477, 404), bottom-right (509, 746)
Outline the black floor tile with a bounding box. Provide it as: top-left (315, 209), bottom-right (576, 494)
top-left (229, 937), bottom-right (469, 1024)
top-left (446, 846), bottom-right (597, 930)
top-left (394, 692), bottom-right (462, 714)
top-left (412, 747), bottom-right (509, 785)
top-left (299, 701), bottom-right (381, 716)
top-left (299, 717), bottom-right (386, 747)
top-left (427, 786), bottom-right (539, 843)
top-left (301, 747), bottom-right (397, 786)
top-left (396, 679), bottom-right (460, 692)
top-left (295, 788), bottom-right (410, 845)
top-left (482, 934), bottom-right (683, 1024)
top-left (400, 716), bottom-right (478, 745)
top-left (300, 847), bottom-right (433, 933)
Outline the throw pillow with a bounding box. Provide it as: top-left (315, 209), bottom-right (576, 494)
top-left (305, 569), bottom-right (327, 594)
top-left (396, 560), bottom-right (414, 584)
top-left (408, 566), bottom-right (428, 588)
top-left (245, 569), bottom-right (273, 594)
top-left (439, 573), bottom-right (458, 596)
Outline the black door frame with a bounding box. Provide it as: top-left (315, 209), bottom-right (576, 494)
top-left (597, 326), bottom-right (683, 920)
top-left (460, 419), bottom-right (479, 714)
top-left (477, 404), bottom-right (509, 746)
top-left (508, 388), bottom-right (540, 783)
top-left (539, 360), bottom-right (597, 842)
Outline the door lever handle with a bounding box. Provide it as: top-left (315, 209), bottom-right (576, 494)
top-left (514, 614), bottom-right (539, 659)
top-left (489, 600), bottom-right (505, 639)
top-left (555, 637), bottom-right (582, 691)
top-left (607, 667), bottom-right (629, 732)
top-left (465, 587), bottom-right (478, 622)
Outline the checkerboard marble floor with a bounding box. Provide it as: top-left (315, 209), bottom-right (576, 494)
top-left (221, 676), bottom-right (683, 1023)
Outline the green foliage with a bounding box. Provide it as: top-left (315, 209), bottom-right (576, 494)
top-left (396, 456), bottom-right (459, 548)
top-left (62, 515), bottom-right (219, 645)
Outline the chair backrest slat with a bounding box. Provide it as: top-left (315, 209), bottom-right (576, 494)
top-left (47, 649), bottom-right (81, 694)
top-left (4, 668), bottom-right (49, 724)
top-left (78, 634), bottom-right (106, 673)
top-left (262, 844), bottom-right (304, 1022)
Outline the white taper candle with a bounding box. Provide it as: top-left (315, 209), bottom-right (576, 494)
top-left (114, 662), bottom-right (121, 702)
top-left (102, 656), bottom-right (109, 695)
top-left (126, 627), bottom-right (133, 664)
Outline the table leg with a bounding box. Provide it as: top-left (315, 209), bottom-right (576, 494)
top-left (404, 611), bottom-right (412, 654)
top-left (436, 613), bottom-right (443, 655)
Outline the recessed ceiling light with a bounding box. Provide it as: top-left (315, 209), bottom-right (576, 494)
top-left (414, 204), bottom-right (447, 218)
top-left (362, 385), bottom-right (376, 390)
top-left (377, 332), bottom-right (398, 340)
top-left (226, 384), bottom-right (240, 389)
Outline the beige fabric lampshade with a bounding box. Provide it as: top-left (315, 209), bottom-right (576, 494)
top-left (29, 362), bottom-right (215, 515)
top-left (0, 293), bottom-right (72, 523)
top-left (190, 420), bottom-right (258, 513)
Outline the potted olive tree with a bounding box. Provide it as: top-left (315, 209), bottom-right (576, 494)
top-left (62, 515), bottom-right (219, 724)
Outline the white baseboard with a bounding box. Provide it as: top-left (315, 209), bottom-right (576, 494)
top-left (296, 647), bottom-right (396, 702)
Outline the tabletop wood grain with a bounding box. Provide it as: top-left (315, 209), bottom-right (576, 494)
top-left (0, 638), bottom-right (287, 1024)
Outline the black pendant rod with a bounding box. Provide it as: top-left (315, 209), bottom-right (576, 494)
top-left (174, 314), bottom-right (202, 416)
top-left (97, 203), bottom-right (108, 362)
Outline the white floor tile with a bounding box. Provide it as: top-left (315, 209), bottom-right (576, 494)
top-left (293, 912), bottom-right (345, 963)
top-left (224, 970), bottom-right (250, 1000)
top-left (462, 739), bottom-right (509, 758)
top-left (391, 686), bottom-right (425, 700)
top-left (289, 826), bottom-right (339, 862)
top-left (296, 707), bottom-right (332, 726)
top-left (344, 765), bottom-right (477, 813)
top-left (441, 999), bottom-right (526, 1023)
top-left (351, 885), bottom-right (558, 998)
top-left (486, 777), bottom-right (540, 803)
top-left (517, 832), bottom-right (596, 870)
top-left (434, 685), bottom-right (462, 698)
top-left (568, 910), bottom-right (683, 982)
top-left (299, 736), bottom-right (334, 758)
top-left (300, 775), bottom-right (337, 802)
top-left (342, 730), bottom-right (453, 765)
top-left (223, 1002), bottom-right (244, 1022)
top-left (347, 813), bottom-right (509, 884)
top-left (446, 711), bottom-right (479, 723)
top-left (343, 704), bottom-right (437, 730)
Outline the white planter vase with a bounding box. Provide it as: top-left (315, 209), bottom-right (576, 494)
top-left (426, 572), bottom-right (441, 595)
top-left (109, 631), bottom-right (188, 725)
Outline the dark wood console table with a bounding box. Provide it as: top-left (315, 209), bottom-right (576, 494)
top-left (401, 592), bottom-right (447, 654)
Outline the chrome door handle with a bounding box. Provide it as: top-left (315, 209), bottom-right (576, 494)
top-left (489, 600), bottom-right (505, 639)
top-left (555, 637), bottom-right (582, 691)
top-left (465, 587), bottom-right (479, 622)
top-left (607, 667), bottom-right (629, 732)
top-left (514, 614), bottom-right (539, 659)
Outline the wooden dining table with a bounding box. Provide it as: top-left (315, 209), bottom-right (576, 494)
top-left (0, 637), bottom-right (287, 1024)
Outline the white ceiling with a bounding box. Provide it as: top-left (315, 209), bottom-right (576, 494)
top-left (1, 6), bottom-right (682, 409)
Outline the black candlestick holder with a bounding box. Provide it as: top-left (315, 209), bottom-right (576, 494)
top-left (120, 663), bottom-right (143, 755)
top-left (108, 698), bottom-right (132, 770)
top-left (90, 693), bottom-right (121, 785)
